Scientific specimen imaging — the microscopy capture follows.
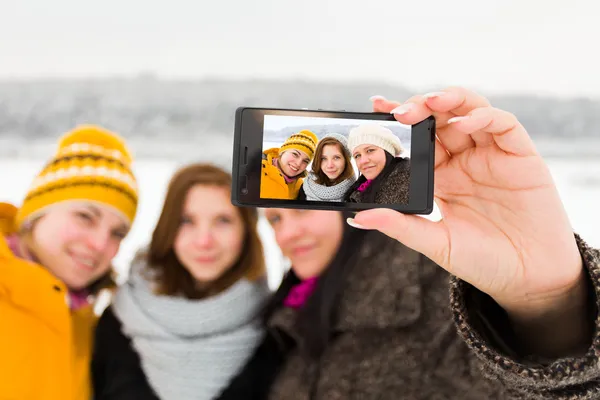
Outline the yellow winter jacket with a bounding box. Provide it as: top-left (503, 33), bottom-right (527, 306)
top-left (0, 203), bottom-right (97, 400)
top-left (260, 148), bottom-right (304, 200)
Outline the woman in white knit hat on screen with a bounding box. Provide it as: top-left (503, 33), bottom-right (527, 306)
top-left (343, 123), bottom-right (411, 205)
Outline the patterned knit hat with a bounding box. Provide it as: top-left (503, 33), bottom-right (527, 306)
top-left (279, 130), bottom-right (318, 160)
top-left (348, 123), bottom-right (404, 156)
top-left (16, 125), bottom-right (139, 229)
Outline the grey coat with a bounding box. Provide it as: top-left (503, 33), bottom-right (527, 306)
top-left (258, 233), bottom-right (600, 399)
top-left (348, 158), bottom-right (411, 205)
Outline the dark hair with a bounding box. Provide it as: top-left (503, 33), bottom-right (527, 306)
top-left (145, 163), bottom-right (266, 299)
top-left (310, 138), bottom-right (355, 186)
top-left (262, 211), bottom-right (379, 360)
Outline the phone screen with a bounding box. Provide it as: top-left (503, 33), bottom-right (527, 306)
top-left (261, 114), bottom-right (412, 204)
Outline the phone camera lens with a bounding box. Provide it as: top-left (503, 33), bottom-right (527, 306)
top-left (241, 188), bottom-right (248, 195)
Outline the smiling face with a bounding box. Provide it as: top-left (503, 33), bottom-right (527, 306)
top-left (320, 144), bottom-right (346, 181)
top-left (353, 144), bottom-right (387, 180)
top-left (173, 184), bottom-right (245, 284)
top-left (27, 202), bottom-right (128, 290)
top-left (279, 149), bottom-right (310, 178)
top-left (265, 209), bottom-right (343, 279)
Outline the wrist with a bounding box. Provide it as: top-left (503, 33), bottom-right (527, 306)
top-left (495, 256), bottom-right (586, 321)
top-left (497, 269), bottom-right (592, 357)
top-left (506, 279), bottom-right (586, 323)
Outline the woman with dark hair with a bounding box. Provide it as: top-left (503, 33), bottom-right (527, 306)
top-left (217, 87), bottom-right (600, 399)
top-left (343, 123), bottom-right (411, 205)
top-left (92, 163), bottom-right (270, 400)
top-left (298, 133), bottom-right (356, 202)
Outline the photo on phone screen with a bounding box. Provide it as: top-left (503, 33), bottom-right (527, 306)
top-left (262, 115), bottom-right (412, 204)
top-left (232, 108), bottom-right (435, 214)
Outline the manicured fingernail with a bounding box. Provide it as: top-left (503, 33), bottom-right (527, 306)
top-left (369, 95), bottom-right (386, 101)
top-left (346, 218), bottom-right (366, 229)
top-left (390, 103), bottom-right (414, 115)
top-left (423, 91), bottom-right (446, 99)
top-left (447, 116), bottom-right (470, 124)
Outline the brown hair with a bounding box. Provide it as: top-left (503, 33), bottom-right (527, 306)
top-left (145, 163), bottom-right (266, 299)
top-left (310, 137), bottom-right (355, 186)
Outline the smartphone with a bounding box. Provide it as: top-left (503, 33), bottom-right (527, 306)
top-left (231, 107), bottom-right (435, 214)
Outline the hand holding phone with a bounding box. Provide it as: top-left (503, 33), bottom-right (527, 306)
top-left (346, 89), bottom-right (587, 332)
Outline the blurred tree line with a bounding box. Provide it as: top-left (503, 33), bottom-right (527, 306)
top-left (0, 77), bottom-right (598, 140)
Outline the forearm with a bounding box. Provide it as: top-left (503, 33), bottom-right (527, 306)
top-left (450, 235), bottom-right (600, 398)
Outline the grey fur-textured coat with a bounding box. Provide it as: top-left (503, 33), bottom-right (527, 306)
top-left (348, 157), bottom-right (411, 205)
top-left (219, 232), bottom-right (600, 399)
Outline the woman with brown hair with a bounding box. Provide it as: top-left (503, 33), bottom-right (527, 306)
top-left (91, 163), bottom-right (269, 400)
top-left (298, 133), bottom-right (357, 202)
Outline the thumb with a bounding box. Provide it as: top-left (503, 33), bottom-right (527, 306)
top-left (348, 208), bottom-right (449, 267)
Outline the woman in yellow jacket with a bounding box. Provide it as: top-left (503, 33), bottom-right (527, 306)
top-left (0, 125), bottom-right (138, 400)
top-left (260, 129), bottom-right (318, 200)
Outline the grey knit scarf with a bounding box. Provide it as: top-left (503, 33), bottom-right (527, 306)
top-left (302, 172), bottom-right (356, 202)
top-left (111, 258), bottom-right (270, 400)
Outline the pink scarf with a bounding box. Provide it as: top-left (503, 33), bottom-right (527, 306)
top-left (357, 179), bottom-right (373, 192)
top-left (283, 276), bottom-right (319, 309)
top-left (5, 234), bottom-right (91, 310)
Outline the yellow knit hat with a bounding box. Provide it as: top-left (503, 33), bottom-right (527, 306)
top-left (15, 125), bottom-right (139, 229)
top-left (279, 130), bottom-right (318, 160)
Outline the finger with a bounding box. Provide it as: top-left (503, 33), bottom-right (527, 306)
top-left (393, 96), bottom-right (454, 166)
top-left (370, 96), bottom-right (401, 113)
top-left (371, 96), bottom-right (451, 166)
top-left (422, 87), bottom-right (488, 154)
top-left (434, 138), bottom-right (451, 168)
top-left (422, 86), bottom-right (491, 116)
top-left (348, 208), bottom-right (450, 269)
top-left (373, 87), bottom-right (490, 126)
top-left (388, 95), bottom-right (437, 126)
top-left (435, 123), bottom-right (476, 156)
top-left (447, 107), bottom-right (538, 156)
top-left (372, 96), bottom-right (437, 125)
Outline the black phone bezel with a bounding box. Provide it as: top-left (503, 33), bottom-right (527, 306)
top-left (231, 107), bottom-right (435, 214)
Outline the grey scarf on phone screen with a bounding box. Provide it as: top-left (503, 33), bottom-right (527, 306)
top-left (302, 172), bottom-right (356, 202)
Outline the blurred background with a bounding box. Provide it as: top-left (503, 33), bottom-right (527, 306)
top-left (1, 0), bottom-right (599, 289)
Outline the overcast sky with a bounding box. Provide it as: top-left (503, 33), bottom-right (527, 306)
top-left (2, 0), bottom-right (598, 98)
